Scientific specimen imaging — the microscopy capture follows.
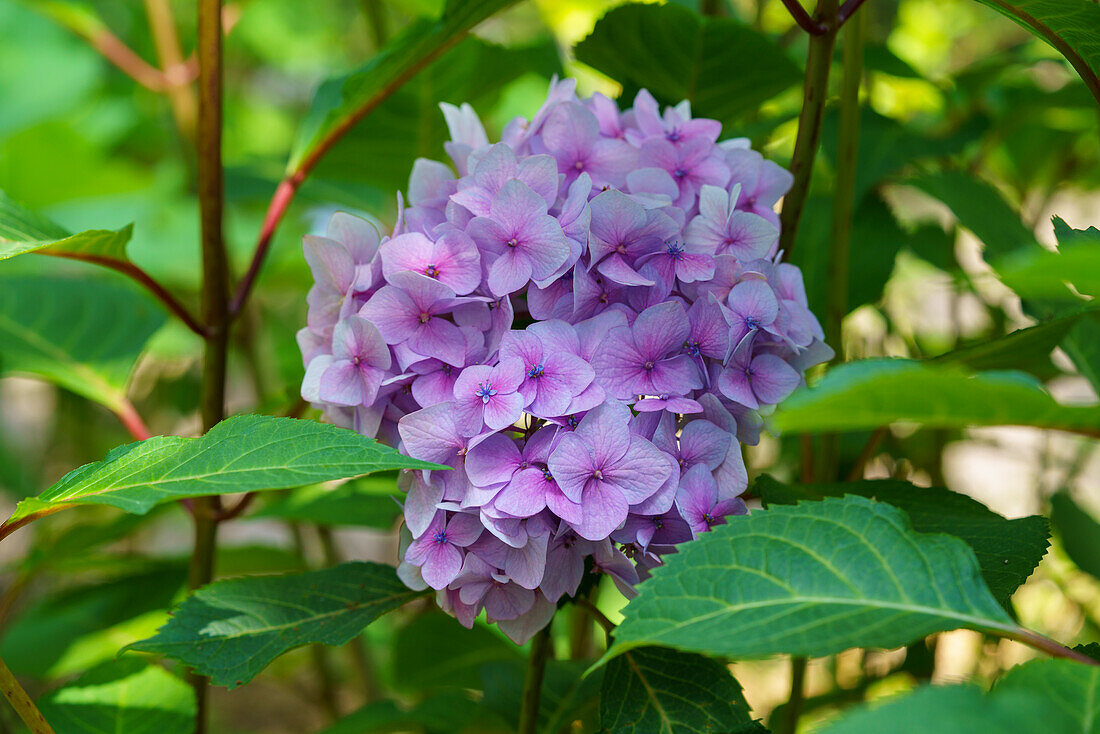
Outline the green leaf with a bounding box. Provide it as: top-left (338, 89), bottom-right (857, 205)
top-left (1073, 643), bottom-right (1100, 663)
top-left (312, 36), bottom-right (562, 196)
top-left (7, 415), bottom-right (442, 524)
top-left (0, 189), bottom-right (132, 261)
top-left (997, 221), bottom-right (1100, 298)
top-left (391, 611), bottom-right (520, 692)
top-left (967, 0), bottom-right (1100, 102)
top-left (0, 273), bottom-right (165, 412)
top-left (1050, 492), bottom-right (1100, 580)
top-left (127, 561), bottom-right (427, 688)
top-left (37, 659), bottom-right (195, 734)
top-left (247, 474), bottom-right (403, 528)
top-left (480, 659), bottom-right (602, 734)
top-left (907, 170), bottom-right (1036, 258)
top-left (754, 477), bottom-right (1049, 607)
top-left (771, 359), bottom-right (1100, 435)
top-left (0, 562), bottom-right (186, 678)
top-left (606, 496), bottom-right (1014, 662)
top-left (816, 658), bottom-right (1100, 733)
top-left (320, 692), bottom-right (500, 734)
top-left (931, 308), bottom-right (1089, 373)
top-left (600, 646), bottom-right (753, 734)
top-left (574, 3), bottom-right (801, 127)
top-left (287, 0), bottom-right (520, 172)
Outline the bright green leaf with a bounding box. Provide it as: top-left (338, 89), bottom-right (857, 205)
top-left (607, 496), bottom-right (1014, 662)
top-left (817, 658), bottom-right (1100, 733)
top-left (771, 359), bottom-right (1100, 435)
top-left (0, 273), bottom-right (165, 412)
top-left (128, 562), bottom-right (427, 688)
top-left (600, 646), bottom-right (754, 734)
top-left (0, 189), bottom-right (132, 261)
top-left (574, 3), bottom-right (801, 127)
top-left (931, 308), bottom-right (1089, 373)
top-left (6, 415), bottom-right (443, 524)
top-left (968, 0), bottom-right (1100, 102)
top-left (755, 477), bottom-right (1049, 607)
top-left (38, 659), bottom-right (195, 734)
top-left (1051, 492), bottom-right (1100, 580)
top-left (288, 0), bottom-right (520, 172)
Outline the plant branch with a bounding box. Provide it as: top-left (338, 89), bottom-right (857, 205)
top-left (0, 507), bottom-right (70, 544)
top-left (780, 656), bottom-right (808, 734)
top-left (778, 0), bottom-right (840, 257)
top-left (193, 0), bottom-right (229, 730)
top-left (837, 0), bottom-right (870, 26)
top-left (0, 654), bottom-right (55, 734)
top-left (1001, 627), bottom-right (1100, 666)
top-left (779, 0), bottom-right (827, 34)
top-left (518, 621), bottom-right (554, 734)
top-left (40, 252), bottom-right (205, 336)
top-left (574, 596), bottom-right (615, 635)
top-left (846, 426), bottom-right (887, 481)
top-left (114, 399), bottom-right (153, 441)
top-left (143, 0), bottom-right (199, 140)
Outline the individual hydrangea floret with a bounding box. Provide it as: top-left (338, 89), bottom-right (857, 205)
top-left (298, 80), bottom-right (831, 644)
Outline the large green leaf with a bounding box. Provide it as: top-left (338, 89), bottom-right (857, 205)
top-left (755, 477), bottom-right (1049, 607)
top-left (287, 0), bottom-right (519, 172)
top-left (6, 415), bottom-right (442, 525)
top-left (771, 359), bottom-right (1100, 435)
top-left (968, 0), bottom-right (1100, 102)
top-left (600, 646), bottom-right (754, 734)
top-left (128, 562), bottom-right (426, 688)
top-left (817, 658), bottom-right (1100, 733)
top-left (1050, 492), bottom-right (1100, 580)
top-left (0, 189), bottom-right (133, 261)
top-left (907, 170), bottom-right (1036, 259)
top-left (606, 496), bottom-right (1014, 662)
top-left (312, 36), bottom-right (562, 196)
top-left (0, 273), bottom-right (164, 412)
top-left (37, 659), bottom-right (195, 734)
top-left (574, 3), bottom-right (801, 128)
top-left (997, 222), bottom-right (1100, 299)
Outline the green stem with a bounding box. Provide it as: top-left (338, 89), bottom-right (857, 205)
top-left (778, 0), bottom-right (839, 257)
top-left (0, 653), bottom-right (55, 734)
top-left (518, 620), bottom-right (554, 734)
top-left (781, 656), bottom-right (808, 734)
top-left (192, 0), bottom-right (228, 731)
top-left (362, 0), bottom-right (389, 49)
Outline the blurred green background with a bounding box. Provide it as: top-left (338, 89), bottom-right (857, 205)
top-left (0, 0), bottom-right (1098, 731)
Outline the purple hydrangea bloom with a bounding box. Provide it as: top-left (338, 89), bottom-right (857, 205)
top-left (298, 80), bottom-right (829, 643)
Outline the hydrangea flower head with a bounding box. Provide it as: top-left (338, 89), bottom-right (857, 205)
top-left (298, 82), bottom-right (830, 643)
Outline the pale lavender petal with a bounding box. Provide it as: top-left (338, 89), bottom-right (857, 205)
top-left (303, 235), bottom-right (354, 294)
top-left (405, 474), bottom-right (444, 538)
top-left (398, 403), bottom-right (463, 463)
top-left (606, 435), bottom-right (672, 504)
top-left (749, 353), bottom-right (801, 405)
top-left (483, 391), bottom-right (525, 431)
top-left (546, 432), bottom-right (593, 503)
top-left (575, 483), bottom-right (630, 541)
top-left (465, 433), bottom-right (523, 487)
top-left (633, 301), bottom-right (690, 358)
top-left (421, 542), bottom-right (463, 589)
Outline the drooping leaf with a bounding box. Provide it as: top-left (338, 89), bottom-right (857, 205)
top-left (967, 0), bottom-right (1100, 102)
top-left (754, 477), bottom-right (1049, 607)
top-left (816, 658), bottom-right (1100, 733)
top-left (0, 562), bottom-right (186, 678)
top-left (1073, 643), bottom-right (1100, 663)
top-left (288, 0), bottom-right (520, 172)
top-left (127, 562), bottom-right (427, 688)
top-left (6, 415), bottom-right (442, 524)
top-left (931, 308), bottom-right (1089, 373)
top-left (606, 496), bottom-right (1014, 662)
top-left (312, 36), bottom-right (562, 196)
top-left (997, 222), bottom-right (1100, 299)
top-left (247, 474), bottom-right (403, 528)
top-left (574, 3), bottom-right (801, 127)
top-left (0, 273), bottom-right (164, 412)
top-left (391, 611), bottom-right (520, 692)
top-left (907, 170), bottom-right (1036, 258)
top-left (600, 646), bottom-right (753, 734)
top-left (0, 189), bottom-right (132, 261)
top-left (37, 659), bottom-right (195, 734)
top-left (1050, 492), bottom-right (1100, 580)
top-left (771, 359), bottom-right (1100, 435)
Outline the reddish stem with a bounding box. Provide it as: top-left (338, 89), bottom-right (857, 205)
top-left (114, 399), bottom-right (153, 441)
top-left (779, 0), bottom-right (828, 34)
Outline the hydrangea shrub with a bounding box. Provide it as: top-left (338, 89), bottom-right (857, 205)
top-left (297, 80), bottom-right (831, 643)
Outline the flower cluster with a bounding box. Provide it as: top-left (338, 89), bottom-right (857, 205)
top-left (298, 80), bottom-right (831, 643)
